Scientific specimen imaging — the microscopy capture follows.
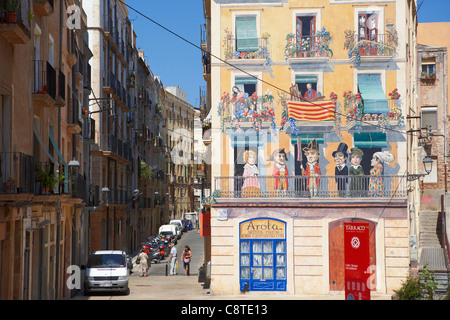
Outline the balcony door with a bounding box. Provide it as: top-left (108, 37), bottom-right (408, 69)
top-left (296, 15), bottom-right (316, 56)
top-left (358, 13), bottom-right (378, 56)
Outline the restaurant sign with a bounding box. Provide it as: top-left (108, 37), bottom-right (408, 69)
top-left (240, 219), bottom-right (285, 239)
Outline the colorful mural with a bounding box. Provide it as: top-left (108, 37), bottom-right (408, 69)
top-left (217, 83), bottom-right (404, 198)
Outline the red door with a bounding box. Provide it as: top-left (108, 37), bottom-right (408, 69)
top-left (329, 219), bottom-right (376, 291)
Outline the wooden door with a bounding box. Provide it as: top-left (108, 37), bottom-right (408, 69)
top-left (329, 218), bottom-right (376, 291)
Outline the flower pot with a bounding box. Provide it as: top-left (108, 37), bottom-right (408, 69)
top-left (7, 13), bottom-right (17, 23)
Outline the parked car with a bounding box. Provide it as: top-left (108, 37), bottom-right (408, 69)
top-left (82, 250), bottom-right (130, 295)
top-left (170, 220), bottom-right (183, 238)
top-left (159, 224), bottom-right (178, 240)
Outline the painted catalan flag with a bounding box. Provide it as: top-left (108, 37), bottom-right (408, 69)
top-left (287, 100), bottom-right (335, 122)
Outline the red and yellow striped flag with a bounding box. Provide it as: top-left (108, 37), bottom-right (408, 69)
top-left (287, 100), bottom-right (335, 122)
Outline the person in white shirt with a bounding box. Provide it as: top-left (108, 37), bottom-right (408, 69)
top-left (169, 242), bottom-right (177, 275)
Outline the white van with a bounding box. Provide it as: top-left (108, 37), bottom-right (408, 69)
top-left (170, 219), bottom-right (183, 238)
top-left (82, 250), bottom-right (131, 295)
top-left (159, 224), bottom-right (178, 239)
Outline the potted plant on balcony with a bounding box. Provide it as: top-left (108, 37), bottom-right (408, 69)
top-left (35, 165), bottom-right (58, 194)
top-left (6, 0), bottom-right (20, 23)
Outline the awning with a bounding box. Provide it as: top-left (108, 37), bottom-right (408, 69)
top-left (295, 75), bottom-right (318, 84)
top-left (49, 130), bottom-right (68, 193)
top-left (49, 130), bottom-right (66, 165)
top-left (33, 125), bottom-right (58, 164)
top-left (357, 74), bottom-right (389, 114)
top-left (354, 132), bottom-right (387, 148)
top-left (290, 134), bottom-right (324, 145)
top-left (235, 76), bottom-right (258, 85)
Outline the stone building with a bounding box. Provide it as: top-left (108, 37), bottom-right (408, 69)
top-left (204, 0), bottom-right (418, 297)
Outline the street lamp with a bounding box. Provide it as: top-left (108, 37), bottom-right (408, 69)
top-left (68, 157), bottom-right (80, 196)
top-left (407, 155), bottom-right (433, 181)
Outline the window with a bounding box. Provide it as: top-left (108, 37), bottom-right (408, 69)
top-left (358, 13), bottom-right (378, 55)
top-left (421, 107), bottom-right (438, 131)
top-left (357, 73), bottom-right (389, 114)
top-left (234, 76), bottom-right (257, 97)
top-left (421, 58), bottom-right (436, 78)
top-left (235, 16), bottom-right (258, 52)
top-left (295, 75), bottom-right (318, 97)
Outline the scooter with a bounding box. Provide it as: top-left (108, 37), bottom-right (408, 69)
top-left (148, 248), bottom-right (163, 263)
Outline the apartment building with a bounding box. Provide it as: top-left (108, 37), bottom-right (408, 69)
top-left (84, 0), bottom-right (135, 252)
top-left (0, 0), bottom-right (92, 299)
top-left (165, 86), bottom-right (196, 221)
top-left (204, 0), bottom-right (418, 297)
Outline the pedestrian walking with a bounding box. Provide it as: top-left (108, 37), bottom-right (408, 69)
top-left (169, 242), bottom-right (177, 275)
top-left (138, 250), bottom-right (149, 277)
top-left (181, 245), bottom-right (192, 276)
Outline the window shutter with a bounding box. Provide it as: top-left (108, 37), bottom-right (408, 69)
top-left (236, 16), bottom-right (258, 51)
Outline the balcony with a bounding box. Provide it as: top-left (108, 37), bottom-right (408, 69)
top-left (82, 115), bottom-right (95, 142)
top-left (102, 71), bottom-right (117, 94)
top-left (32, 60), bottom-right (57, 108)
top-left (214, 175), bottom-right (407, 203)
top-left (344, 29), bottom-right (398, 66)
top-left (66, 97), bottom-right (82, 134)
top-left (223, 32), bottom-right (271, 66)
top-left (0, 0), bottom-right (32, 44)
top-left (34, 162), bottom-right (66, 196)
top-left (0, 152), bottom-right (34, 195)
top-left (56, 68), bottom-right (65, 106)
top-left (284, 31), bottom-right (333, 64)
top-left (33, 0), bottom-right (54, 16)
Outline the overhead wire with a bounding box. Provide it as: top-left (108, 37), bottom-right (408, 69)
top-left (118, 0), bottom-right (422, 140)
top-left (117, 0), bottom-right (426, 238)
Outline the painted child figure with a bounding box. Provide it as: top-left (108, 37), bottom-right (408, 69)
top-left (302, 139), bottom-right (321, 196)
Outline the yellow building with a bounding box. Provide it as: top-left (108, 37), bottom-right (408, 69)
top-left (206, 0), bottom-right (418, 297)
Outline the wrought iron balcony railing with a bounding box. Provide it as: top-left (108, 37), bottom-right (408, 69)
top-left (214, 175), bottom-right (407, 200)
top-left (0, 152), bottom-right (34, 194)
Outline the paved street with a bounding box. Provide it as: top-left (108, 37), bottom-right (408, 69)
top-left (71, 228), bottom-right (392, 301)
top-left (72, 228), bottom-right (209, 300)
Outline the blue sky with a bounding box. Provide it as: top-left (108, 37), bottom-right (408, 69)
top-left (127, 0), bottom-right (205, 108)
top-left (417, 0), bottom-right (450, 23)
top-left (126, 0), bottom-right (450, 108)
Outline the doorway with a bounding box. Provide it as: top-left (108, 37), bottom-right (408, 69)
top-left (329, 218), bottom-right (376, 291)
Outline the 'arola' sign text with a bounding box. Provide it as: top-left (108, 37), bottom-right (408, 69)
top-left (240, 219), bottom-right (285, 239)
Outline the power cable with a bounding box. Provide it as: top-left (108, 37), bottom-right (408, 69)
top-left (119, 0), bottom-right (421, 139)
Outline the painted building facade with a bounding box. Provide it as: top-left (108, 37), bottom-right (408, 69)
top-left (207, 0), bottom-right (417, 296)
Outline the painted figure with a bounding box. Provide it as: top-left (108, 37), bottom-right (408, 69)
top-left (349, 147), bottom-right (365, 197)
top-left (267, 148), bottom-right (289, 192)
top-left (242, 150), bottom-right (261, 197)
top-left (302, 139), bottom-right (321, 196)
top-left (369, 151), bottom-right (394, 197)
top-left (303, 83), bottom-right (318, 101)
top-left (333, 143), bottom-right (348, 197)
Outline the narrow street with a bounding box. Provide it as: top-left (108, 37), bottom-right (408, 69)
top-left (73, 229), bottom-right (209, 300)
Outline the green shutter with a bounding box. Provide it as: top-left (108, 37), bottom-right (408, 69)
top-left (236, 16), bottom-right (258, 51)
